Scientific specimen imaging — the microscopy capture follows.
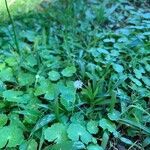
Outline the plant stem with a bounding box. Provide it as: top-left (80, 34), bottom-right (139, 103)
top-left (4, 0), bottom-right (20, 54)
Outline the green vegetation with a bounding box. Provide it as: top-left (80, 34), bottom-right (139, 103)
top-left (0, 0), bottom-right (150, 149)
top-left (0, 0), bottom-right (42, 21)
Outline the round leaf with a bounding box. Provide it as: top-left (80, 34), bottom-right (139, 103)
top-left (108, 110), bottom-right (121, 121)
top-left (48, 71), bottom-right (60, 81)
top-left (87, 121), bottom-right (99, 134)
top-left (44, 123), bottom-right (68, 143)
top-left (61, 66), bottom-right (76, 77)
top-left (67, 123), bottom-right (92, 144)
top-left (0, 125), bottom-right (24, 148)
top-left (99, 118), bottom-right (116, 133)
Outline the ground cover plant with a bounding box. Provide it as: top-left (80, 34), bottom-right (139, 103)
top-left (0, 0), bottom-right (150, 149)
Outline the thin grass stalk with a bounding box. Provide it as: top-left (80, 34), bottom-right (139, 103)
top-left (4, 0), bottom-right (20, 54)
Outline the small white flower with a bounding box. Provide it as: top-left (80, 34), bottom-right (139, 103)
top-left (35, 74), bottom-right (40, 79)
top-left (74, 80), bottom-right (83, 89)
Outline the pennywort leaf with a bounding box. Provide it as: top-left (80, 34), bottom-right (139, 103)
top-left (0, 125), bottom-right (24, 148)
top-left (48, 71), bottom-right (60, 81)
top-left (67, 123), bottom-right (92, 144)
top-left (61, 66), bottom-right (76, 77)
top-left (87, 120), bottom-right (99, 134)
top-left (44, 123), bottom-right (68, 143)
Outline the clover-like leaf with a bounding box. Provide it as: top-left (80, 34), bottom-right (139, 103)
top-left (108, 110), bottom-right (121, 121)
top-left (26, 55), bottom-right (37, 67)
top-left (0, 125), bottom-right (24, 148)
top-left (67, 123), bottom-right (92, 144)
top-left (70, 112), bottom-right (85, 125)
top-left (18, 72), bottom-right (35, 86)
top-left (87, 120), bottom-right (99, 134)
top-left (44, 84), bottom-right (58, 100)
top-left (58, 81), bottom-right (76, 110)
top-left (48, 71), bottom-right (60, 81)
top-left (44, 123), bottom-right (68, 143)
top-left (99, 118), bottom-right (116, 133)
top-left (61, 66), bottom-right (76, 77)
top-left (35, 79), bottom-right (59, 100)
top-left (60, 89), bottom-right (76, 110)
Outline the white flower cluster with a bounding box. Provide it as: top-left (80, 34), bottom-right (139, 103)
top-left (74, 80), bottom-right (83, 89)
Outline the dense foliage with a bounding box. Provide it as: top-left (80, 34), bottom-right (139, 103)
top-left (0, 0), bottom-right (150, 149)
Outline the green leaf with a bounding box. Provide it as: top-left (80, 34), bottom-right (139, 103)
top-left (120, 137), bottom-right (133, 145)
top-left (67, 123), bottom-right (92, 144)
top-left (59, 82), bottom-right (76, 110)
top-left (130, 76), bottom-right (142, 86)
top-left (46, 141), bottom-right (77, 150)
top-left (19, 139), bottom-right (38, 150)
top-left (99, 118), bottom-right (116, 133)
top-left (0, 114), bottom-right (8, 127)
top-left (108, 110), bottom-right (121, 121)
top-left (112, 64), bottom-right (124, 73)
top-left (3, 90), bottom-right (29, 103)
top-left (0, 125), bottom-right (24, 148)
top-left (87, 120), bottom-right (99, 134)
top-left (27, 139), bottom-right (38, 150)
top-left (134, 69), bottom-right (142, 79)
top-left (21, 30), bottom-right (36, 42)
top-left (5, 57), bottom-right (18, 66)
top-left (26, 55), bottom-right (37, 67)
top-left (44, 123), bottom-right (68, 143)
top-left (141, 12), bottom-right (150, 19)
top-left (142, 76), bottom-right (150, 87)
top-left (87, 144), bottom-right (104, 150)
top-left (48, 71), bottom-right (60, 81)
top-left (18, 72), bottom-right (35, 86)
top-left (103, 38), bottom-right (115, 43)
top-left (0, 63), bottom-right (6, 70)
top-left (119, 118), bottom-right (150, 134)
top-left (101, 131), bottom-right (109, 149)
top-left (61, 66), bottom-right (76, 77)
top-left (35, 79), bottom-right (59, 100)
top-left (31, 114), bottom-right (55, 136)
top-left (73, 141), bottom-right (85, 149)
top-left (70, 112), bottom-right (85, 125)
top-left (0, 68), bottom-right (15, 82)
